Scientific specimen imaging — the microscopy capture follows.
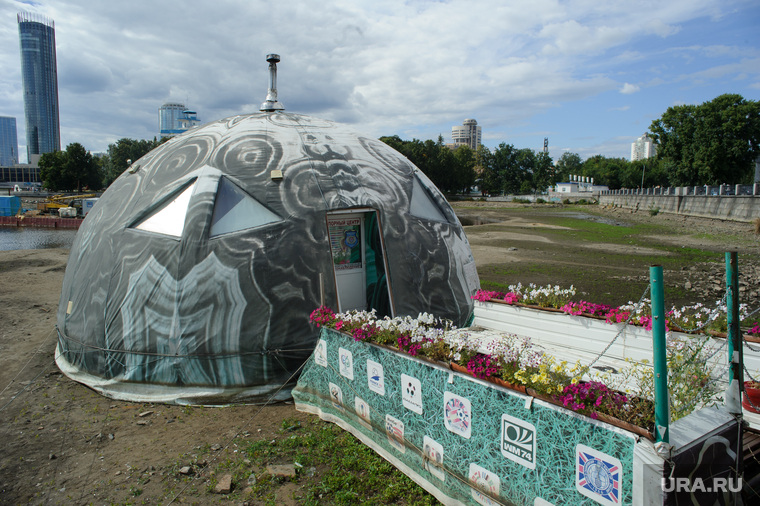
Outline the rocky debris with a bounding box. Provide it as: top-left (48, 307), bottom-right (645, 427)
top-left (679, 261), bottom-right (760, 307)
top-left (214, 473), bottom-right (232, 494)
top-left (179, 466), bottom-right (193, 475)
top-left (265, 464), bottom-right (297, 478)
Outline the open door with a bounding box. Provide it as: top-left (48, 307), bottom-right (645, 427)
top-left (327, 209), bottom-right (393, 317)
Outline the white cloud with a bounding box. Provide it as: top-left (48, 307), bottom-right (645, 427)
top-left (1, 0), bottom-right (757, 163)
top-left (620, 83), bottom-right (641, 94)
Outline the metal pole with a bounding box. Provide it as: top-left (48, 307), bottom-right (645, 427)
top-left (725, 251), bottom-right (743, 415)
top-left (651, 265), bottom-right (669, 443)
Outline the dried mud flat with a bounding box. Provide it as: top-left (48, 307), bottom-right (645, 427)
top-left (1, 206), bottom-right (758, 505)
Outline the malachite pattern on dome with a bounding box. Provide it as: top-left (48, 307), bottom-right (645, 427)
top-left (55, 112), bottom-right (477, 404)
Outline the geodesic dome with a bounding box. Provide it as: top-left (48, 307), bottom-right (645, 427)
top-left (55, 111), bottom-right (479, 404)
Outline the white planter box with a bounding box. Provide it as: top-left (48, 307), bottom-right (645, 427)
top-left (473, 300), bottom-right (760, 387)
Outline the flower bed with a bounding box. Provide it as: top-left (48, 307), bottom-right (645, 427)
top-left (300, 307), bottom-right (742, 505)
top-left (473, 284), bottom-right (760, 337)
top-left (310, 306), bottom-right (656, 433)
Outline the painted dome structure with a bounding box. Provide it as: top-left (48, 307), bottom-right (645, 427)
top-left (55, 55), bottom-right (479, 404)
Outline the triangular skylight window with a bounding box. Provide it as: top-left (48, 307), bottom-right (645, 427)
top-left (409, 174), bottom-right (448, 223)
top-left (132, 181), bottom-right (195, 238)
top-left (209, 177), bottom-right (281, 237)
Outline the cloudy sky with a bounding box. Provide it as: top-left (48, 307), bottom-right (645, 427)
top-left (1, 0), bottom-right (758, 164)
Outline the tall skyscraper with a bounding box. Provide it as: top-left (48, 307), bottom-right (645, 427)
top-left (18, 12), bottom-right (60, 162)
top-left (0, 116), bottom-right (19, 166)
top-left (631, 133), bottom-right (656, 161)
top-left (451, 118), bottom-right (482, 150)
top-left (159, 103), bottom-right (201, 138)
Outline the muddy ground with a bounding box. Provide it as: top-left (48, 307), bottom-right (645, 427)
top-left (1, 204), bottom-right (758, 505)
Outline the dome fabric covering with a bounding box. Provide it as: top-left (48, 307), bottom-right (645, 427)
top-left (55, 112), bottom-right (480, 405)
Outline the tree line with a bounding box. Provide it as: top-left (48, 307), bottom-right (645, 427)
top-left (381, 94), bottom-right (759, 195)
top-left (38, 93), bottom-right (758, 193)
top-left (38, 138), bottom-right (165, 191)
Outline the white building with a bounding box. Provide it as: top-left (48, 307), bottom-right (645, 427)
top-left (451, 119), bottom-right (482, 150)
top-left (631, 133), bottom-right (656, 161)
top-left (159, 103), bottom-right (201, 138)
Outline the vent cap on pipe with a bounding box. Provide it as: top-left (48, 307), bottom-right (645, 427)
top-left (260, 54), bottom-right (285, 112)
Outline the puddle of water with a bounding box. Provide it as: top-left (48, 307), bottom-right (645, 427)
top-left (544, 211), bottom-right (630, 227)
top-left (457, 215), bottom-right (501, 226)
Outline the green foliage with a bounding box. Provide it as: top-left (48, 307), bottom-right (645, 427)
top-left (39, 142), bottom-right (101, 191)
top-left (378, 135), bottom-right (475, 194)
top-left (598, 335), bottom-right (721, 423)
top-left (650, 93), bottom-right (760, 185)
top-left (555, 152), bottom-right (582, 182)
top-left (100, 137), bottom-right (166, 187)
top-left (242, 417), bottom-right (437, 505)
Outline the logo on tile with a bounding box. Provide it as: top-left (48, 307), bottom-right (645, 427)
top-left (354, 396), bottom-right (371, 429)
top-left (401, 374), bottom-right (423, 414)
top-left (576, 444), bottom-right (623, 506)
top-left (500, 414), bottom-right (536, 469)
top-left (423, 436), bottom-right (445, 481)
top-left (338, 347), bottom-right (353, 380)
top-left (328, 382), bottom-right (343, 411)
top-left (314, 339), bottom-right (327, 367)
top-left (385, 414), bottom-right (405, 453)
top-left (367, 359), bottom-right (385, 395)
top-left (443, 392), bottom-right (471, 439)
top-left (469, 463), bottom-right (500, 506)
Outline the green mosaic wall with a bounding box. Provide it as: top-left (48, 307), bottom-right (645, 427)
top-left (293, 328), bottom-right (636, 505)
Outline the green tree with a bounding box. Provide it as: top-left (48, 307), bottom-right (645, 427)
top-left (101, 137), bottom-right (164, 187)
top-left (379, 135), bottom-right (476, 194)
top-left (555, 152), bottom-right (583, 183)
top-left (39, 143), bottom-right (101, 191)
top-left (514, 148), bottom-right (536, 194)
top-left (38, 151), bottom-right (67, 191)
top-left (532, 151), bottom-right (554, 193)
top-left (581, 155), bottom-right (628, 189)
top-left (650, 94), bottom-right (760, 185)
top-left (451, 145), bottom-right (476, 193)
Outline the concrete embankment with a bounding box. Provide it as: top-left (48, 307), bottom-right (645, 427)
top-left (598, 194), bottom-right (760, 222)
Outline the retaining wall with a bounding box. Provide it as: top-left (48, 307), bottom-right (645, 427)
top-left (597, 194), bottom-right (760, 222)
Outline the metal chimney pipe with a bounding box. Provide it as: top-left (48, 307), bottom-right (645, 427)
top-left (260, 54), bottom-right (285, 112)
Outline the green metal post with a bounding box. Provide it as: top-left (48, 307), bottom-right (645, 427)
top-left (725, 251), bottom-right (743, 415)
top-left (651, 265), bottom-right (669, 443)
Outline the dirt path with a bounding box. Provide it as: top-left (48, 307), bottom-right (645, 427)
top-left (0, 249), bottom-right (312, 505)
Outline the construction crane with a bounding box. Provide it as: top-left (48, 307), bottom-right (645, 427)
top-left (38, 194), bottom-right (96, 214)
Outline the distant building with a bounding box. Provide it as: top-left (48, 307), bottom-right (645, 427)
top-left (0, 117), bottom-right (19, 166)
top-left (451, 119), bottom-right (482, 150)
top-left (631, 133), bottom-right (656, 161)
top-left (18, 12), bottom-right (61, 161)
top-left (159, 103), bottom-right (201, 138)
top-left (0, 154), bottom-right (40, 186)
top-left (552, 175), bottom-right (608, 197)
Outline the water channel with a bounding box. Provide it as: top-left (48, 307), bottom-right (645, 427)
top-left (0, 227), bottom-right (78, 251)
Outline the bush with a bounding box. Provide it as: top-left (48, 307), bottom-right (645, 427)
top-left (648, 207), bottom-right (660, 216)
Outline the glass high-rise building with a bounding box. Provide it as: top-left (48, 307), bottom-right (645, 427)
top-left (18, 12), bottom-right (60, 162)
top-left (0, 116), bottom-right (19, 166)
top-left (159, 103), bottom-right (200, 138)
